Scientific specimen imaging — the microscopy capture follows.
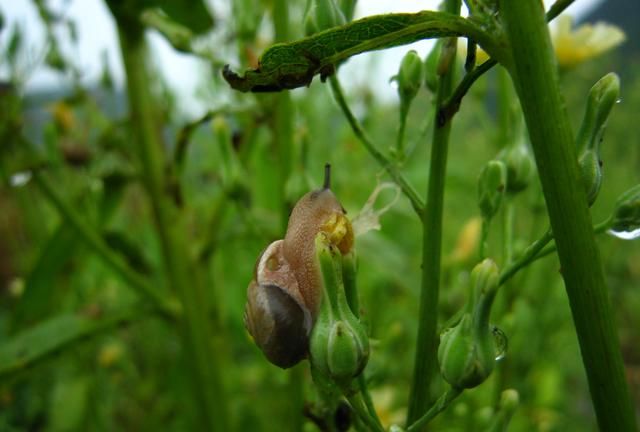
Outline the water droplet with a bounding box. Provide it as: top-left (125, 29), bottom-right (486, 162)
top-left (608, 228), bottom-right (640, 240)
top-left (10, 171), bottom-right (32, 187)
top-left (492, 325), bottom-right (508, 361)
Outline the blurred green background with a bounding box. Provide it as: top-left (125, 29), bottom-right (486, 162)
top-left (0, 0), bottom-right (639, 430)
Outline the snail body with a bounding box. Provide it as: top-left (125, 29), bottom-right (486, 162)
top-left (244, 165), bottom-right (354, 368)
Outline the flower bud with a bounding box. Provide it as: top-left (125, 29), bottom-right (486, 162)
top-left (310, 234), bottom-right (369, 387)
top-left (578, 149), bottom-right (601, 206)
top-left (477, 160), bottom-right (507, 222)
top-left (576, 73), bottom-right (620, 205)
top-left (609, 184), bottom-right (640, 238)
top-left (438, 259), bottom-right (499, 389)
top-left (498, 140), bottom-right (533, 194)
top-left (424, 40), bottom-right (442, 93)
top-left (305, 0), bottom-right (346, 36)
top-left (396, 50), bottom-right (423, 106)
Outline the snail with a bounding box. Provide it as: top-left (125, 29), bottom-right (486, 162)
top-left (244, 164), bottom-right (354, 368)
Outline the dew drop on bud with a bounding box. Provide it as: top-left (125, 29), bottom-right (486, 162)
top-left (10, 171), bottom-right (32, 187)
top-left (607, 227), bottom-right (640, 240)
top-left (492, 325), bottom-right (508, 361)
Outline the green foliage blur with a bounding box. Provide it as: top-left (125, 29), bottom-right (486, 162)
top-left (0, 1), bottom-right (639, 430)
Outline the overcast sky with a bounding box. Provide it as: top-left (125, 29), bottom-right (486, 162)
top-left (1, 0), bottom-right (602, 113)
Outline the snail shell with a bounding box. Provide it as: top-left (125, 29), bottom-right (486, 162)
top-left (244, 240), bottom-right (312, 368)
top-left (244, 166), bottom-right (353, 368)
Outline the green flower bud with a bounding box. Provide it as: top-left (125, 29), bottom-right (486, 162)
top-left (576, 73), bottom-right (620, 205)
top-left (424, 40), bottom-right (442, 93)
top-left (396, 50), bottom-right (423, 106)
top-left (438, 259), bottom-right (499, 389)
top-left (609, 184), bottom-right (640, 239)
top-left (576, 73), bottom-right (620, 154)
top-left (498, 140), bottom-right (534, 194)
top-left (578, 149), bottom-right (602, 206)
top-left (310, 234), bottom-right (369, 387)
top-left (477, 160), bottom-right (507, 222)
top-left (305, 0), bottom-right (346, 36)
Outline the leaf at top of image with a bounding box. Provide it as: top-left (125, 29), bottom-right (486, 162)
top-left (222, 11), bottom-right (489, 92)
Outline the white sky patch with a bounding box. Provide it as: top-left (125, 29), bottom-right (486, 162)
top-left (1, 0), bottom-right (603, 115)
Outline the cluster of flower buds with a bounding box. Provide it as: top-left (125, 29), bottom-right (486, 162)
top-left (310, 234), bottom-right (369, 389)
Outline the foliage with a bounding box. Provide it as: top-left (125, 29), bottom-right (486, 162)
top-left (0, 0), bottom-right (638, 430)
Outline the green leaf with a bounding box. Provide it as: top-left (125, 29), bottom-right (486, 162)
top-left (0, 308), bottom-right (142, 380)
top-left (223, 11), bottom-right (492, 92)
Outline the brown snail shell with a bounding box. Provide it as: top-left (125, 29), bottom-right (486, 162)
top-left (244, 240), bottom-right (312, 368)
top-left (244, 165), bottom-right (354, 368)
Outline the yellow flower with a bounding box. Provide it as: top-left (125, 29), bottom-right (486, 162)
top-left (447, 217), bottom-right (482, 266)
top-left (552, 15), bottom-right (626, 68)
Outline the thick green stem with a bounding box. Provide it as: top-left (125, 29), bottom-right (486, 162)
top-left (114, 19), bottom-right (228, 430)
top-left (500, 1), bottom-right (637, 430)
top-left (273, 0), bottom-right (294, 230)
top-left (407, 0), bottom-right (460, 426)
top-left (272, 2), bottom-right (304, 429)
top-left (441, 0), bottom-right (575, 124)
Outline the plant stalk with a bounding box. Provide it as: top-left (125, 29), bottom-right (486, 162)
top-left (32, 171), bottom-right (177, 318)
top-left (500, 1), bottom-right (637, 429)
top-left (113, 19), bottom-right (228, 430)
top-left (406, 0), bottom-right (461, 426)
top-left (329, 75), bottom-right (424, 216)
top-left (272, 1), bottom-right (304, 429)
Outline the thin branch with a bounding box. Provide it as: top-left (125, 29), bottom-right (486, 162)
top-left (440, 0), bottom-right (576, 124)
top-left (32, 171), bottom-right (178, 319)
top-left (329, 75), bottom-right (425, 216)
top-left (406, 387), bottom-right (463, 432)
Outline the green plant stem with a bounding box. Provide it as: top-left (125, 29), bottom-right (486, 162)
top-left (397, 103), bottom-right (409, 159)
top-left (441, 0), bottom-right (575, 124)
top-left (272, 2), bottom-right (304, 429)
top-left (533, 218), bottom-right (613, 262)
top-left (358, 377), bottom-right (381, 426)
top-left (500, 1), bottom-right (637, 430)
top-left (499, 228), bottom-right (553, 286)
top-left (347, 393), bottom-right (385, 432)
top-left (406, 387), bottom-right (462, 432)
top-left (502, 200), bottom-right (515, 264)
top-left (498, 217), bottom-right (613, 287)
top-left (407, 0), bottom-right (461, 426)
top-left (114, 20), bottom-right (228, 431)
top-left (329, 75), bottom-right (424, 216)
top-left (32, 171), bottom-right (177, 318)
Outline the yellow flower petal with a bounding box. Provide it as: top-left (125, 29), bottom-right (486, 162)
top-left (552, 15), bottom-right (626, 68)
